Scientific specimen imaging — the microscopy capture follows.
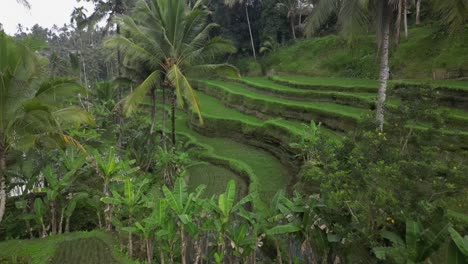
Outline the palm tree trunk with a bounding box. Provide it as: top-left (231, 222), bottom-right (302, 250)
top-left (162, 86), bottom-right (167, 149)
top-left (416, 0), bottom-right (421, 25)
top-left (150, 87), bottom-right (157, 135)
top-left (376, 16), bottom-right (391, 132)
top-left (290, 16), bottom-right (297, 40)
top-left (103, 182), bottom-right (112, 231)
top-left (245, 4), bottom-right (257, 60)
top-left (395, 0), bottom-right (402, 44)
top-left (403, 0), bottom-right (408, 39)
top-left (170, 88), bottom-right (176, 146)
top-left (0, 142), bottom-right (6, 225)
top-left (50, 201), bottom-right (57, 234)
top-left (116, 24), bottom-right (124, 148)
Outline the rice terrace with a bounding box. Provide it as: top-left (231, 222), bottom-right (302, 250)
top-left (0, 0), bottom-right (467, 263)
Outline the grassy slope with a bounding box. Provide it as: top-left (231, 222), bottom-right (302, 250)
top-left (263, 25), bottom-right (468, 80)
top-left (238, 77), bottom-right (377, 104)
top-left (176, 116), bottom-right (290, 199)
top-left (0, 231), bottom-right (137, 264)
top-left (187, 163), bottom-right (248, 198)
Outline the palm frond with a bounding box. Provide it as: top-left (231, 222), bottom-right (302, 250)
top-left (16, 0), bottom-right (30, 9)
top-left (433, 0), bottom-right (468, 34)
top-left (52, 107), bottom-right (96, 128)
top-left (122, 70), bottom-right (160, 117)
top-left (166, 65), bottom-right (203, 124)
top-left (305, 0), bottom-right (339, 37)
top-left (338, 0), bottom-right (369, 41)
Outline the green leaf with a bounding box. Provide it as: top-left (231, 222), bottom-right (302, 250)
top-left (163, 185), bottom-right (182, 214)
top-left (405, 219), bottom-right (422, 253)
top-left (381, 230), bottom-right (405, 247)
top-left (448, 240), bottom-right (468, 264)
top-left (449, 227), bottom-right (468, 256)
top-left (266, 224), bottom-right (301, 236)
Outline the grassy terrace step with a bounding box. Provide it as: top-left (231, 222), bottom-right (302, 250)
top-left (175, 116), bottom-right (291, 199)
top-left (258, 76), bottom-right (467, 129)
top-left (0, 231), bottom-right (136, 264)
top-left (270, 75), bottom-right (379, 93)
top-left (197, 80), bottom-right (369, 131)
top-left (272, 75), bottom-right (468, 93)
top-left (234, 77), bottom-right (377, 108)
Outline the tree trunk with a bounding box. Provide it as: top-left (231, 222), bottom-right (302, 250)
top-left (65, 217), bottom-right (71, 233)
top-left (128, 230), bottom-right (133, 257)
top-left (290, 14), bottom-right (297, 40)
top-left (103, 182), bottom-right (112, 231)
top-left (146, 238), bottom-right (153, 264)
top-left (276, 240), bottom-right (283, 264)
top-left (395, 0), bottom-right (402, 44)
top-left (170, 88), bottom-right (176, 146)
top-left (50, 201), bottom-right (57, 235)
top-left (116, 23), bottom-right (124, 149)
top-left (97, 211), bottom-right (102, 229)
top-left (245, 4), bottom-right (257, 60)
top-left (416, 0), bottom-right (421, 25)
top-left (150, 87), bottom-right (157, 135)
top-left (162, 86), bottom-right (167, 149)
top-left (376, 16), bottom-right (391, 132)
top-left (0, 141), bottom-right (6, 226)
top-left (180, 226), bottom-right (187, 264)
top-left (403, 0), bottom-right (408, 39)
top-left (58, 207), bottom-right (64, 234)
top-left (160, 247), bottom-right (166, 264)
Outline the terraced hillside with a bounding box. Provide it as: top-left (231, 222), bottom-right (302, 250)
top-left (174, 75), bottom-right (468, 198)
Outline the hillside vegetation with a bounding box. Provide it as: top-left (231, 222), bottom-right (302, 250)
top-left (261, 26), bottom-right (468, 80)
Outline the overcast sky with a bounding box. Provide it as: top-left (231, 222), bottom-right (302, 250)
top-left (0, 0), bottom-right (95, 35)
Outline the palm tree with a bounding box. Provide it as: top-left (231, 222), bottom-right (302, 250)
top-left (105, 0), bottom-right (238, 146)
top-left (75, 0), bottom-right (137, 146)
top-left (0, 33), bottom-right (94, 225)
top-left (16, 0), bottom-right (30, 9)
top-left (307, 0), bottom-right (398, 131)
top-left (225, 0), bottom-right (258, 60)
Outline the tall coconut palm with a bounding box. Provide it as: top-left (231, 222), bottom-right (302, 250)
top-left (16, 0), bottom-right (30, 9)
top-left (225, 0), bottom-right (258, 60)
top-left (0, 33), bottom-right (94, 225)
top-left (105, 0), bottom-right (238, 146)
top-left (307, 0), bottom-right (398, 131)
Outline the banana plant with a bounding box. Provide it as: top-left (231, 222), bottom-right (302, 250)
top-left (102, 175), bottom-right (148, 257)
top-left (373, 213), bottom-right (451, 263)
top-left (23, 198), bottom-right (47, 237)
top-left (91, 147), bottom-right (139, 230)
top-left (162, 177), bottom-right (205, 264)
top-left (261, 191), bottom-right (302, 264)
top-left (448, 227), bottom-right (468, 263)
top-left (63, 192), bottom-right (88, 233)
